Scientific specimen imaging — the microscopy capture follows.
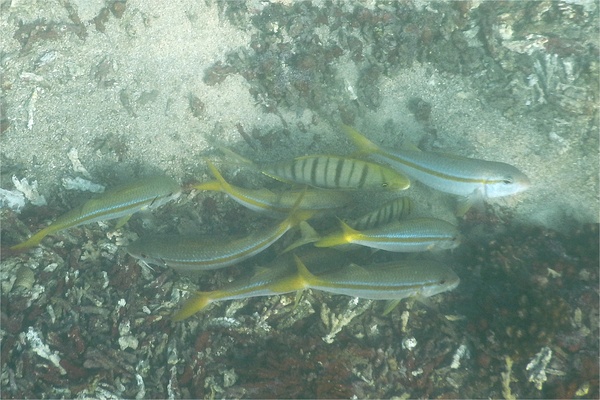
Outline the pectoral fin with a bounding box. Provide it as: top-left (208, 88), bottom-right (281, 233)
top-left (455, 189), bottom-right (484, 217)
top-left (114, 214), bottom-right (132, 229)
top-left (281, 221), bottom-right (320, 254)
top-left (382, 299), bottom-right (402, 316)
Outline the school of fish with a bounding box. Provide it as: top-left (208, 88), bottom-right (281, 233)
top-left (9, 126), bottom-right (530, 321)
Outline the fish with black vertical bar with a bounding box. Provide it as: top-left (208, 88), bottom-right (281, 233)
top-left (218, 146), bottom-right (410, 191)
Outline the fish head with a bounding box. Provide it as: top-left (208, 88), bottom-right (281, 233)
top-left (126, 237), bottom-right (173, 267)
top-left (434, 225), bottom-right (462, 250)
top-left (380, 170), bottom-right (411, 191)
top-left (485, 165), bottom-right (531, 198)
top-left (423, 268), bottom-right (460, 297)
top-left (442, 232), bottom-right (463, 250)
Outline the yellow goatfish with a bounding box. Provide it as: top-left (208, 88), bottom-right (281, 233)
top-left (219, 147), bottom-right (410, 191)
top-left (173, 248), bottom-right (347, 321)
top-left (315, 217), bottom-right (460, 252)
top-left (10, 176), bottom-right (181, 251)
top-left (293, 255), bottom-right (460, 301)
top-left (194, 160), bottom-right (350, 217)
top-left (342, 125), bottom-right (530, 212)
top-left (127, 207), bottom-right (316, 271)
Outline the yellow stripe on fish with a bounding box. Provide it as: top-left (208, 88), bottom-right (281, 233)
top-left (314, 217), bottom-right (461, 252)
top-left (293, 255), bottom-right (460, 300)
top-left (219, 146), bottom-right (410, 191)
top-left (348, 196), bottom-right (412, 231)
top-left (10, 176), bottom-right (181, 251)
top-left (342, 125), bottom-right (530, 202)
top-left (172, 248), bottom-right (346, 321)
top-left (127, 204), bottom-right (316, 271)
top-left (193, 160), bottom-right (350, 217)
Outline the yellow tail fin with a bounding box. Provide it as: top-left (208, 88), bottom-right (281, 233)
top-left (280, 187), bottom-right (316, 228)
top-left (314, 219), bottom-right (358, 248)
top-left (193, 159), bottom-right (243, 198)
top-left (292, 254), bottom-right (319, 287)
top-left (172, 292), bottom-right (212, 321)
top-left (341, 124), bottom-right (381, 154)
top-left (10, 226), bottom-right (54, 251)
top-left (193, 180), bottom-right (223, 192)
top-left (217, 146), bottom-right (255, 167)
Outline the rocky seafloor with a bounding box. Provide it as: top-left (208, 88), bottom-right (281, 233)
top-left (1, 204), bottom-right (598, 398)
top-left (1, 0), bottom-right (598, 398)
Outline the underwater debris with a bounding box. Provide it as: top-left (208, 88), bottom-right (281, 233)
top-left (321, 297), bottom-right (373, 344)
top-left (526, 346), bottom-right (553, 391)
top-left (0, 186), bottom-right (26, 213)
top-left (22, 327), bottom-right (66, 375)
top-left (67, 148), bottom-right (91, 179)
top-left (450, 343), bottom-right (470, 369)
top-left (11, 175), bottom-right (47, 207)
top-left (501, 356), bottom-right (516, 400)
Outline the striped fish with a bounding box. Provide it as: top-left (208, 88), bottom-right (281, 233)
top-left (219, 147), bottom-right (410, 191)
top-left (194, 160), bottom-right (350, 217)
top-left (342, 125), bottom-right (530, 213)
top-left (127, 208), bottom-right (316, 271)
top-left (10, 176), bottom-right (181, 251)
top-left (348, 197), bottom-right (412, 230)
top-left (314, 217), bottom-right (461, 252)
top-left (172, 248), bottom-right (347, 321)
top-left (294, 255), bottom-right (460, 300)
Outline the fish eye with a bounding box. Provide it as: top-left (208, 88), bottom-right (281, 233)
top-left (439, 279), bottom-right (447, 284)
top-left (382, 182), bottom-right (388, 188)
top-left (502, 177), bottom-right (513, 184)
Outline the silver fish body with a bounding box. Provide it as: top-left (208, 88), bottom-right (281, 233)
top-left (296, 257), bottom-right (460, 300)
top-left (218, 147), bottom-right (409, 191)
top-left (349, 196), bottom-right (412, 231)
top-left (127, 209), bottom-right (314, 271)
top-left (315, 217), bottom-right (461, 252)
top-left (343, 125), bottom-right (530, 198)
top-left (10, 176), bottom-right (181, 251)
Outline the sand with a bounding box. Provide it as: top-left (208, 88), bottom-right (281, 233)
top-left (1, 0), bottom-right (598, 231)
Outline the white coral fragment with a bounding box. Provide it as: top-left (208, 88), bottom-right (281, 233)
top-left (22, 327), bottom-right (66, 374)
top-left (526, 346), bottom-right (552, 390)
top-left (0, 187), bottom-right (26, 213)
top-left (450, 343), bottom-right (470, 369)
top-left (62, 176), bottom-right (105, 193)
top-left (11, 175), bottom-right (47, 206)
top-left (67, 148), bottom-right (92, 178)
top-left (321, 298), bottom-right (372, 344)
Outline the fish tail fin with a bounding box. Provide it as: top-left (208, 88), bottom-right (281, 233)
top-left (172, 292), bottom-right (213, 321)
top-left (292, 254), bottom-right (319, 287)
top-left (217, 146), bottom-right (255, 167)
top-left (281, 221), bottom-right (320, 254)
top-left (314, 218), bottom-right (358, 248)
top-left (9, 226), bottom-right (54, 251)
top-left (202, 159), bottom-right (235, 195)
top-left (341, 124), bottom-right (381, 154)
top-left (281, 188), bottom-right (317, 228)
top-left (193, 180), bottom-right (223, 192)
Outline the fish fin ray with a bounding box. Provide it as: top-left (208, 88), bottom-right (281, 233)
top-left (172, 292), bottom-right (213, 321)
top-left (10, 225), bottom-right (54, 251)
top-left (114, 214), bottom-right (132, 229)
top-left (382, 299), bottom-right (402, 316)
top-left (193, 180), bottom-right (223, 192)
top-left (341, 124), bottom-right (381, 154)
top-left (281, 221), bottom-right (320, 254)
